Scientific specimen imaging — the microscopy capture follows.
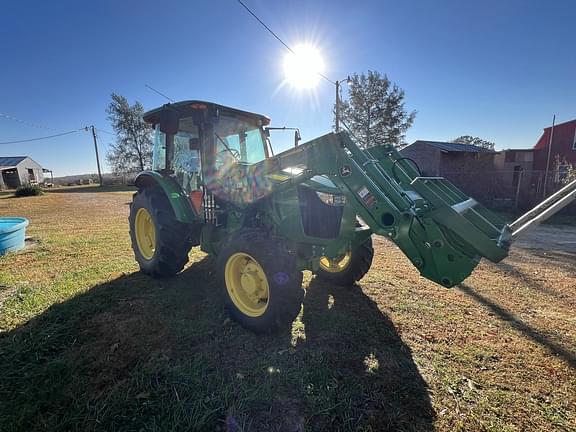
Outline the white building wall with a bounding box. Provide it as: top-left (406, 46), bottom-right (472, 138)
top-left (16, 157), bottom-right (44, 185)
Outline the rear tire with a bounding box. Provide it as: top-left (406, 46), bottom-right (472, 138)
top-left (129, 187), bottom-right (191, 277)
top-left (315, 237), bottom-right (374, 286)
top-left (217, 230), bottom-right (304, 333)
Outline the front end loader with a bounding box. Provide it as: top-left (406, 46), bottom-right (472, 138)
top-left (128, 100), bottom-right (575, 333)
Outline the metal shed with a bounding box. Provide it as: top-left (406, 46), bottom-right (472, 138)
top-left (0, 156), bottom-right (45, 190)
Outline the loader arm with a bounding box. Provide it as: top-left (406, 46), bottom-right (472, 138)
top-left (250, 132), bottom-right (511, 287)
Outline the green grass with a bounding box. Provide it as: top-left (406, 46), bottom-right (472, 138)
top-left (14, 184), bottom-right (44, 197)
top-left (0, 191), bottom-right (575, 431)
top-left (0, 267), bottom-right (433, 431)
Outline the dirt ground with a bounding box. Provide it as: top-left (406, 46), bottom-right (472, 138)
top-left (515, 224), bottom-right (576, 254)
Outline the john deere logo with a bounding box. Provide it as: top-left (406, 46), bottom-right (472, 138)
top-left (340, 165), bottom-right (352, 177)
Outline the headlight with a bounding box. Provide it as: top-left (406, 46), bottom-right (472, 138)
top-left (316, 191), bottom-right (346, 206)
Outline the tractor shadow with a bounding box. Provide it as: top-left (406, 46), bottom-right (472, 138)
top-left (0, 258), bottom-right (434, 431)
top-left (299, 278), bottom-right (435, 431)
top-left (458, 283), bottom-right (576, 369)
top-left (494, 257), bottom-right (576, 302)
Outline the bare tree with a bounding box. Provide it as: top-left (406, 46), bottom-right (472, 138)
top-left (106, 93), bottom-right (152, 174)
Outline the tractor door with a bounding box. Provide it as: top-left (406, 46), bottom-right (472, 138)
top-left (173, 116), bottom-right (203, 214)
top-left (152, 115), bottom-right (204, 214)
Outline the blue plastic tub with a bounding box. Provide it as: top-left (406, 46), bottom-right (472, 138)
top-left (0, 217), bottom-right (29, 255)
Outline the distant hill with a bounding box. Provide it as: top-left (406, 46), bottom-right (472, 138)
top-left (53, 174), bottom-right (98, 186)
top-left (53, 172), bottom-right (137, 186)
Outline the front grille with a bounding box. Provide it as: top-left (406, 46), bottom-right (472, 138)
top-left (298, 186), bottom-right (343, 239)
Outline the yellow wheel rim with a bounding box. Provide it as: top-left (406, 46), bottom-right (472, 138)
top-left (135, 208), bottom-right (156, 260)
top-left (319, 251), bottom-right (352, 273)
top-left (225, 252), bottom-right (269, 317)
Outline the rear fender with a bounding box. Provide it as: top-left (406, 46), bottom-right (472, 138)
top-left (134, 171), bottom-right (198, 223)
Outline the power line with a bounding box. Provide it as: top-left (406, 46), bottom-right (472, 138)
top-left (0, 129), bottom-right (82, 145)
top-left (1, 111), bottom-right (114, 138)
top-left (93, 129), bottom-right (111, 144)
top-left (236, 0), bottom-right (295, 54)
top-left (0, 112), bottom-right (62, 132)
top-left (235, 0), bottom-right (335, 85)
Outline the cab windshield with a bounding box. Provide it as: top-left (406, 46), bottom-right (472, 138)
top-left (215, 114), bottom-right (267, 164)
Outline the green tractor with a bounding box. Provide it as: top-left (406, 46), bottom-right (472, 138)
top-left (129, 100), bottom-right (513, 333)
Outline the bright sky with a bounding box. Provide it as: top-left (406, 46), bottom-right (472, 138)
top-left (1, 0), bottom-right (575, 176)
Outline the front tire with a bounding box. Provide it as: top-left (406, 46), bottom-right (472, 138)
top-left (217, 231), bottom-right (304, 333)
top-left (315, 237), bottom-right (374, 286)
top-left (129, 187), bottom-right (191, 277)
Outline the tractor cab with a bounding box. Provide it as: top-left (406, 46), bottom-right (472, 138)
top-left (143, 100), bottom-right (272, 210)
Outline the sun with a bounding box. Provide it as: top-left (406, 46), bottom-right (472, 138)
top-left (283, 44), bottom-right (325, 89)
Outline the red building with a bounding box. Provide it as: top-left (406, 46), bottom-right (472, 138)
top-left (533, 119), bottom-right (576, 171)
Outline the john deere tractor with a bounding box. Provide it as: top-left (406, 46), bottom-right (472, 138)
top-left (128, 100), bottom-right (515, 333)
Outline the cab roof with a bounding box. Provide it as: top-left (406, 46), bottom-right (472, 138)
top-left (143, 100), bottom-right (270, 126)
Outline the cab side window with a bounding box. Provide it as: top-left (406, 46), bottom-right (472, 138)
top-left (152, 125), bottom-right (166, 171)
top-left (173, 118), bottom-right (202, 192)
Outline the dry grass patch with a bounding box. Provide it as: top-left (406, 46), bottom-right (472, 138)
top-left (0, 191), bottom-right (574, 431)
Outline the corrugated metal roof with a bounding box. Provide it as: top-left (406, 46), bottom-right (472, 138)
top-left (411, 140), bottom-right (495, 153)
top-left (0, 156), bottom-right (28, 168)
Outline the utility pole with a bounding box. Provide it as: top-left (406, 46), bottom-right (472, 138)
top-left (335, 80), bottom-right (341, 133)
top-left (542, 115), bottom-right (555, 198)
top-left (334, 76), bottom-right (351, 133)
top-left (87, 125), bottom-right (103, 187)
top-left (514, 169), bottom-right (523, 209)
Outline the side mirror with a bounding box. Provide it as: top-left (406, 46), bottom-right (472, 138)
top-left (294, 129), bottom-right (301, 147)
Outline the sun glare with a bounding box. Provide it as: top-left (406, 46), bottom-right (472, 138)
top-left (283, 44), bottom-right (325, 89)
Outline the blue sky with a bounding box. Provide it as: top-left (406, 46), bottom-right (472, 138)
top-left (1, 0), bottom-right (575, 176)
